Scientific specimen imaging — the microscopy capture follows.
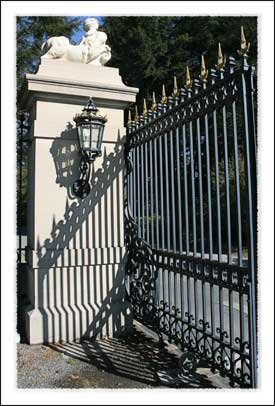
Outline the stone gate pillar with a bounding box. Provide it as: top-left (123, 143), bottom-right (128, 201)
top-left (18, 59), bottom-right (138, 344)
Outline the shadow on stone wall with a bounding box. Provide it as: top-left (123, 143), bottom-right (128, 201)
top-left (24, 128), bottom-right (132, 344)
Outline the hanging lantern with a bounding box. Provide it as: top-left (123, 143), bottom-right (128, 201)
top-left (72, 97), bottom-right (107, 198)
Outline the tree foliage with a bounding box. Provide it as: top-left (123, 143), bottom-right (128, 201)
top-left (16, 16), bottom-right (81, 90)
top-left (104, 16), bottom-right (257, 111)
top-left (16, 17), bottom-right (82, 229)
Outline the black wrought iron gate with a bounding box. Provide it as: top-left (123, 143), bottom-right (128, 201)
top-left (124, 41), bottom-right (257, 388)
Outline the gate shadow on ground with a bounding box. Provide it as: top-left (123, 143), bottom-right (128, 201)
top-left (49, 325), bottom-right (216, 388)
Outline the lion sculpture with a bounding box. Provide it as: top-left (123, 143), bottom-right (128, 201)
top-left (41, 17), bottom-right (111, 66)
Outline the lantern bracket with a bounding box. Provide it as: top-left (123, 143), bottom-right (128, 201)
top-left (71, 97), bottom-right (107, 199)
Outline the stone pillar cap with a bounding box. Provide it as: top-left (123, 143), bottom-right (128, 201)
top-left (18, 59), bottom-right (139, 111)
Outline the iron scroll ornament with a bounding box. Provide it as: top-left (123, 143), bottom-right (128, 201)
top-left (124, 138), bottom-right (159, 328)
top-left (72, 155), bottom-right (92, 198)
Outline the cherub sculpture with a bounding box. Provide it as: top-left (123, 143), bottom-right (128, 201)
top-left (41, 17), bottom-right (111, 66)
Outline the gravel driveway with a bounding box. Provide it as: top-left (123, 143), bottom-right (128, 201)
top-left (17, 323), bottom-right (231, 389)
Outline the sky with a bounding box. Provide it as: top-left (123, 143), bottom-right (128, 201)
top-left (71, 16), bottom-right (104, 43)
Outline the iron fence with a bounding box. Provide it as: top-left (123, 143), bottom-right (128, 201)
top-left (17, 112), bottom-right (30, 338)
top-left (124, 37), bottom-right (257, 387)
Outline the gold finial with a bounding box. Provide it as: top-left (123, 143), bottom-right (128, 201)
top-left (161, 84), bottom-right (167, 104)
top-left (185, 66), bottom-right (192, 89)
top-left (200, 55), bottom-right (208, 80)
top-left (172, 76), bottom-right (179, 97)
top-left (134, 105), bottom-right (139, 123)
top-left (238, 26), bottom-right (250, 55)
top-left (127, 109), bottom-right (132, 125)
top-left (215, 42), bottom-right (226, 70)
top-left (151, 92), bottom-right (157, 111)
top-left (142, 98), bottom-right (148, 116)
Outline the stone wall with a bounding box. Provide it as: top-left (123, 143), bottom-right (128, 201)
top-left (18, 59), bottom-right (138, 344)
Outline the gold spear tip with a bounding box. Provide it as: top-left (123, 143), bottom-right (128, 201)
top-left (218, 42), bottom-right (222, 57)
top-left (240, 25), bottom-right (250, 53)
top-left (200, 55), bottom-right (208, 80)
top-left (134, 105), bottom-right (139, 122)
top-left (151, 91), bottom-right (157, 111)
top-left (216, 42), bottom-right (226, 70)
top-left (241, 26), bottom-right (246, 44)
top-left (127, 109), bottom-right (132, 125)
top-left (185, 66), bottom-right (192, 89)
top-left (161, 83), bottom-right (167, 104)
top-left (172, 76), bottom-right (179, 97)
top-left (143, 98), bottom-right (148, 116)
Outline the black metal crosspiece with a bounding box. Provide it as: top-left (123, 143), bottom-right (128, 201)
top-left (124, 28), bottom-right (257, 388)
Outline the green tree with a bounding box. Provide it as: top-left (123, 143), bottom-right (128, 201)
top-left (104, 16), bottom-right (257, 113)
top-left (16, 17), bottom-right (82, 230)
top-left (16, 16), bottom-right (81, 90)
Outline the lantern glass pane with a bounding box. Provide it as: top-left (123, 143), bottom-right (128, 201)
top-left (98, 124), bottom-right (104, 147)
top-left (91, 123), bottom-right (100, 151)
top-left (80, 125), bottom-right (91, 151)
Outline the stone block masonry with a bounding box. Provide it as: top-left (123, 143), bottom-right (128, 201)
top-left (18, 59), bottom-right (138, 344)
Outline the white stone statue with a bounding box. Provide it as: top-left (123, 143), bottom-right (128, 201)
top-left (41, 17), bottom-right (111, 66)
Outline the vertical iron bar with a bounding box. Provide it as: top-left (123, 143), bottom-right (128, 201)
top-left (187, 89), bottom-right (197, 257)
top-left (145, 141), bottom-right (149, 242)
top-left (156, 104), bottom-right (165, 312)
top-left (149, 119), bottom-right (154, 247)
top-left (210, 266), bottom-right (215, 338)
top-left (202, 76), bottom-right (215, 344)
top-left (211, 69), bottom-right (224, 349)
top-left (229, 57), bottom-right (242, 375)
top-left (126, 122), bottom-right (132, 297)
top-left (141, 141), bottom-right (145, 239)
top-left (239, 291), bottom-right (246, 382)
top-left (220, 69), bottom-right (232, 265)
top-left (170, 128), bottom-right (176, 251)
top-left (168, 97), bottom-right (176, 252)
top-left (154, 134), bottom-right (159, 249)
top-left (130, 149), bottom-right (134, 217)
top-left (163, 102), bottom-right (171, 309)
top-left (230, 58), bottom-right (243, 267)
top-left (158, 104), bottom-right (165, 251)
top-left (219, 66), bottom-right (232, 371)
top-left (193, 266), bottom-right (199, 339)
top-left (189, 130), bottom-right (197, 256)
top-left (164, 129), bottom-right (170, 251)
top-left (211, 69), bottom-right (222, 262)
top-left (182, 106), bottom-right (191, 332)
top-left (241, 54), bottom-right (257, 388)
top-left (180, 272), bottom-right (185, 326)
top-left (133, 146), bottom-right (136, 222)
top-left (195, 80), bottom-right (205, 344)
top-left (175, 101), bottom-right (183, 254)
top-left (167, 97), bottom-right (176, 315)
top-left (185, 87), bottom-right (194, 340)
top-left (202, 81), bottom-right (213, 260)
top-left (128, 148), bottom-right (132, 213)
top-left (194, 80), bottom-right (205, 258)
top-left (182, 121), bottom-right (190, 255)
top-left (231, 62), bottom-right (246, 379)
top-left (137, 143), bottom-right (141, 236)
top-left (18, 114), bottom-right (24, 264)
top-left (126, 119), bottom-right (132, 216)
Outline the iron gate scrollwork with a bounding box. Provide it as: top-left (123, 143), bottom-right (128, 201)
top-left (124, 35), bottom-right (257, 388)
top-left (124, 141), bottom-right (159, 330)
